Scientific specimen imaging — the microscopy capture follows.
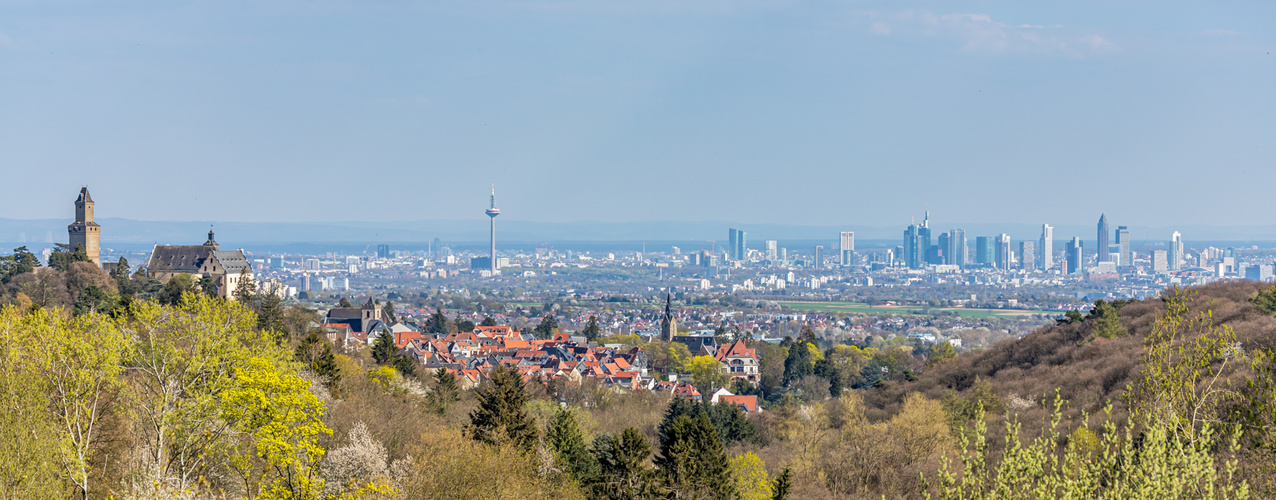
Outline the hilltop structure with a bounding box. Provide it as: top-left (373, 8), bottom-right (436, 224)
top-left (67, 187), bottom-right (101, 265)
top-left (146, 229), bottom-right (254, 300)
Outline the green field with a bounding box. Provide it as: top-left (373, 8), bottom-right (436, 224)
top-left (778, 301), bottom-right (1058, 319)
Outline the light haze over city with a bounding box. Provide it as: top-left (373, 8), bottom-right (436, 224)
top-left (1, 1), bottom-right (1273, 229)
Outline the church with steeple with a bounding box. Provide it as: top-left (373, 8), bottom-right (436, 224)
top-left (660, 291), bottom-right (678, 342)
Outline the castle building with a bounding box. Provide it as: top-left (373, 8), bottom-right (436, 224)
top-left (660, 292), bottom-right (678, 342)
top-left (146, 230), bottom-right (254, 300)
top-left (67, 187), bottom-right (101, 265)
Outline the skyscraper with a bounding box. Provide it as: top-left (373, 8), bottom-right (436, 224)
top-left (813, 246), bottom-right (824, 269)
top-left (1116, 226), bottom-right (1131, 267)
top-left (736, 230), bottom-right (747, 262)
top-left (937, 232), bottom-right (949, 264)
top-left (765, 240), bottom-right (778, 261)
top-left (1039, 224), bottom-right (1053, 272)
top-left (904, 225), bottom-right (921, 269)
top-left (839, 231), bottom-right (855, 266)
top-left (1170, 231), bottom-right (1184, 271)
top-left (1097, 214), bottom-right (1111, 263)
top-left (948, 229), bottom-right (968, 267)
top-left (1066, 237), bottom-right (1083, 274)
top-left (485, 185), bottom-right (500, 275)
top-left (995, 234), bottom-right (1012, 270)
top-left (1020, 240), bottom-right (1035, 271)
top-left (975, 236), bottom-right (994, 266)
top-left (728, 229), bottom-right (739, 261)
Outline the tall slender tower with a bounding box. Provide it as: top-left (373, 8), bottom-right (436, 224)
top-left (67, 187), bottom-right (101, 265)
top-left (485, 185), bottom-right (500, 275)
top-left (1097, 214), bottom-right (1111, 263)
top-left (1039, 224), bottom-right (1053, 272)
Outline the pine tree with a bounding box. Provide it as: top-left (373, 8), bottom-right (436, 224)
top-left (481, 316), bottom-right (498, 327)
top-left (427, 309), bottom-right (451, 334)
top-left (582, 315), bottom-right (603, 342)
top-left (393, 353), bottom-right (416, 377)
top-left (295, 331), bottom-right (341, 394)
top-left (533, 315), bottom-right (559, 339)
top-left (371, 330), bottom-right (397, 365)
top-left (590, 427), bottom-right (657, 499)
top-left (233, 270), bottom-right (257, 305)
top-left (771, 468), bottom-right (792, 500)
top-left (384, 300), bottom-right (398, 323)
top-left (338, 296), bottom-right (354, 308)
top-left (657, 413), bottom-right (736, 499)
top-left (430, 368), bottom-right (459, 415)
top-left (467, 365), bottom-right (538, 451)
top-left (547, 408), bottom-right (600, 482)
top-left (257, 290), bottom-right (286, 340)
top-left (0, 246), bottom-right (40, 284)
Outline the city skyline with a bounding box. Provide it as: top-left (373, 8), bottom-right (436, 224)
top-left (2, 2), bottom-right (1274, 225)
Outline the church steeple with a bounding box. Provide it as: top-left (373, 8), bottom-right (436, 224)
top-left (660, 291), bottom-right (677, 342)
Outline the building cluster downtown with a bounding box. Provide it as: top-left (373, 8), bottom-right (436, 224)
top-left (885, 211), bottom-right (1252, 281)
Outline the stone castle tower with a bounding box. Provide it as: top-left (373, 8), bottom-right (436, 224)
top-left (67, 187), bottom-right (101, 265)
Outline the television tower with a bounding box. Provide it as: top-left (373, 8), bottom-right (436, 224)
top-left (485, 185), bottom-right (500, 275)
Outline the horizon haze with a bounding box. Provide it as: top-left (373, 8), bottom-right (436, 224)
top-left (2, 1), bottom-right (1274, 227)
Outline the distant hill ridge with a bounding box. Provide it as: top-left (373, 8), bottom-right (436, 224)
top-left (2, 217), bottom-right (1274, 246)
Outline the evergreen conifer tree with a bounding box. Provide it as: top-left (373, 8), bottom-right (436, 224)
top-left (771, 468), bottom-right (792, 500)
top-left (547, 408), bottom-right (599, 482)
top-left (294, 331), bottom-right (341, 394)
top-left (582, 315), bottom-right (602, 342)
top-left (657, 413), bottom-right (736, 499)
top-left (430, 368), bottom-right (459, 414)
top-left (467, 365), bottom-right (538, 451)
top-left (371, 330), bottom-right (397, 365)
top-left (590, 427), bottom-right (657, 499)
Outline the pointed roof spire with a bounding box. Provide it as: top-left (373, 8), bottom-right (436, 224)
top-left (77, 187), bottom-right (93, 203)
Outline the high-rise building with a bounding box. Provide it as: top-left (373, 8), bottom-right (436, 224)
top-left (1097, 214), bottom-right (1111, 263)
top-left (485, 186), bottom-right (501, 275)
top-left (1170, 231), bottom-right (1184, 271)
top-left (1152, 250), bottom-right (1168, 273)
top-left (765, 240), bottom-right (778, 261)
top-left (839, 232), bottom-right (855, 266)
top-left (1116, 226), bottom-right (1131, 267)
top-left (1066, 237), bottom-right (1083, 274)
top-left (780, 247), bottom-right (788, 263)
top-left (1039, 224), bottom-right (1053, 272)
top-left (937, 232), bottom-right (949, 264)
top-left (948, 229), bottom-right (968, 266)
top-left (1020, 240), bottom-right (1035, 271)
top-left (727, 228), bottom-right (746, 261)
top-left (813, 246), bottom-right (824, 269)
top-left (67, 187), bottom-right (101, 265)
top-left (376, 244), bottom-right (390, 259)
top-left (995, 234), bottom-right (1012, 270)
top-left (975, 236), bottom-right (994, 266)
top-left (904, 225), bottom-right (921, 269)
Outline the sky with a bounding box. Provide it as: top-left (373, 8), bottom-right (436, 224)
top-left (1, 1), bottom-right (1273, 230)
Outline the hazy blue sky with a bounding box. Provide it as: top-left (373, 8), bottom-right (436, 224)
top-left (2, 1), bottom-right (1273, 229)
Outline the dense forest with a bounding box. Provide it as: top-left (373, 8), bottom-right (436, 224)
top-left (2, 245), bottom-right (1275, 498)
